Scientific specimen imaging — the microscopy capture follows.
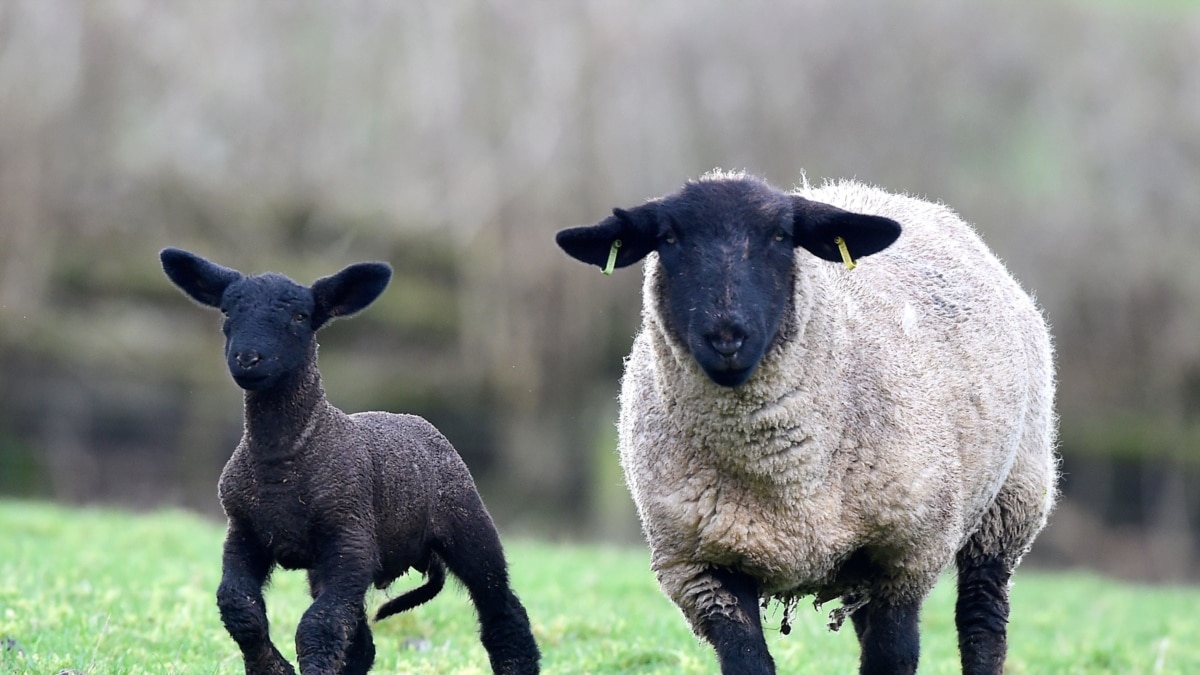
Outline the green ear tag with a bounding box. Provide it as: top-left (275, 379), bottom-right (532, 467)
top-left (602, 239), bottom-right (622, 276)
top-left (833, 236), bottom-right (856, 271)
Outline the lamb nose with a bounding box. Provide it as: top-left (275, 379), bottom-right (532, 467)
top-left (236, 351), bottom-right (262, 368)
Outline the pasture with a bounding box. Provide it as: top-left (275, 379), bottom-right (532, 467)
top-left (2, 501), bottom-right (1198, 674)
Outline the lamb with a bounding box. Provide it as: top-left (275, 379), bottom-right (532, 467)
top-left (555, 171), bottom-right (1058, 675)
top-left (159, 248), bottom-right (540, 675)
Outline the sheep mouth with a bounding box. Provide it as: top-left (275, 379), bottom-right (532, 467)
top-left (231, 371), bottom-right (275, 391)
top-left (697, 357), bottom-right (758, 388)
top-left (690, 335), bottom-right (764, 388)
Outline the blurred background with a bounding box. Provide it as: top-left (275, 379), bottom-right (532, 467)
top-left (1, 0), bottom-right (1198, 582)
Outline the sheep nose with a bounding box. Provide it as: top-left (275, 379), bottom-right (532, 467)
top-left (235, 351), bottom-right (262, 369)
top-left (707, 330), bottom-right (745, 357)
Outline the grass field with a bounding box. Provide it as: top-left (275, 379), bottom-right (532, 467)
top-left (2, 500), bottom-right (1199, 674)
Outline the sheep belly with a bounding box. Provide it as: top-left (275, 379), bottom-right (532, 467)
top-left (352, 411), bottom-right (463, 583)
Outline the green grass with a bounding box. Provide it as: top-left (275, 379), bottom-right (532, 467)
top-left (2, 501), bottom-right (1199, 674)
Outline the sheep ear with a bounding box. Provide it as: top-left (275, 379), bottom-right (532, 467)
top-left (792, 196), bottom-right (902, 264)
top-left (555, 205), bottom-right (659, 272)
top-left (160, 247), bottom-right (243, 308)
top-left (311, 262), bottom-right (392, 328)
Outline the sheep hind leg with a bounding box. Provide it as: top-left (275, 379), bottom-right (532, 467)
top-left (849, 596), bottom-right (920, 675)
top-left (435, 493), bottom-right (540, 674)
top-left (954, 550), bottom-right (1010, 675)
top-left (696, 567), bottom-right (775, 675)
top-left (956, 444), bottom-right (1055, 675)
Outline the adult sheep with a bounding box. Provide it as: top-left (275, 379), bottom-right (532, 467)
top-left (555, 170), bottom-right (1057, 675)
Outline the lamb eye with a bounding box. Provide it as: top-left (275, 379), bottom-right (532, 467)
top-left (773, 229), bottom-right (789, 243)
top-left (293, 312), bottom-right (308, 323)
top-left (662, 230), bottom-right (678, 245)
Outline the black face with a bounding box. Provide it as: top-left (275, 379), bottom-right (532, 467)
top-left (160, 247), bottom-right (393, 393)
top-left (555, 173), bottom-right (902, 389)
top-left (654, 181), bottom-right (797, 387)
top-left (218, 274), bottom-right (316, 391)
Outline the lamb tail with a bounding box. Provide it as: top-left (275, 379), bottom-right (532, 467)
top-left (375, 555), bottom-right (447, 622)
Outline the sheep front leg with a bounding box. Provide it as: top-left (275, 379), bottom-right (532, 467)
top-left (305, 569), bottom-right (374, 675)
top-left (295, 547), bottom-right (374, 674)
top-left (693, 567), bottom-right (775, 675)
top-left (848, 595), bottom-right (921, 675)
top-left (217, 524), bottom-right (295, 675)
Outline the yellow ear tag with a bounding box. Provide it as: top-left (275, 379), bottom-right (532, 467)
top-left (833, 236), bottom-right (856, 271)
top-left (602, 239), bottom-right (622, 276)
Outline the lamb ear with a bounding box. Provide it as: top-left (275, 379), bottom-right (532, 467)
top-left (792, 196), bottom-right (902, 264)
top-left (555, 204), bottom-right (659, 272)
top-left (311, 262), bottom-right (392, 329)
top-left (160, 247), bottom-right (243, 308)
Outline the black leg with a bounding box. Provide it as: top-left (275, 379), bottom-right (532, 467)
top-left (956, 554), bottom-right (1011, 675)
top-left (216, 524), bottom-right (295, 675)
top-left (307, 569), bottom-right (376, 675)
top-left (295, 545), bottom-right (374, 675)
top-left (434, 492), bottom-right (540, 675)
top-left (697, 568), bottom-right (775, 675)
top-left (848, 595), bottom-right (868, 643)
top-left (854, 597), bottom-right (921, 675)
top-left (437, 542), bottom-right (540, 675)
top-left (339, 609), bottom-right (375, 675)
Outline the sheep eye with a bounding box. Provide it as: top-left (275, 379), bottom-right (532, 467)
top-left (293, 312), bottom-right (309, 323)
top-left (661, 230), bottom-right (678, 245)
top-left (773, 229), bottom-right (789, 243)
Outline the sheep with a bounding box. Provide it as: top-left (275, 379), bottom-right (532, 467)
top-left (159, 248), bottom-right (541, 675)
top-left (555, 170), bottom-right (1058, 675)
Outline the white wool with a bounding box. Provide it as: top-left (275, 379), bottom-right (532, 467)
top-left (617, 179), bottom-right (1058, 631)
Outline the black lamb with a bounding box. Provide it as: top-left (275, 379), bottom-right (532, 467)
top-left (159, 248), bottom-right (540, 675)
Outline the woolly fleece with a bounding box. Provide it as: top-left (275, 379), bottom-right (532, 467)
top-left (616, 178), bottom-right (1058, 632)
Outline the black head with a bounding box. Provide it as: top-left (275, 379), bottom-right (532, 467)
top-left (555, 174), bottom-right (901, 388)
top-left (160, 248), bottom-right (392, 391)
